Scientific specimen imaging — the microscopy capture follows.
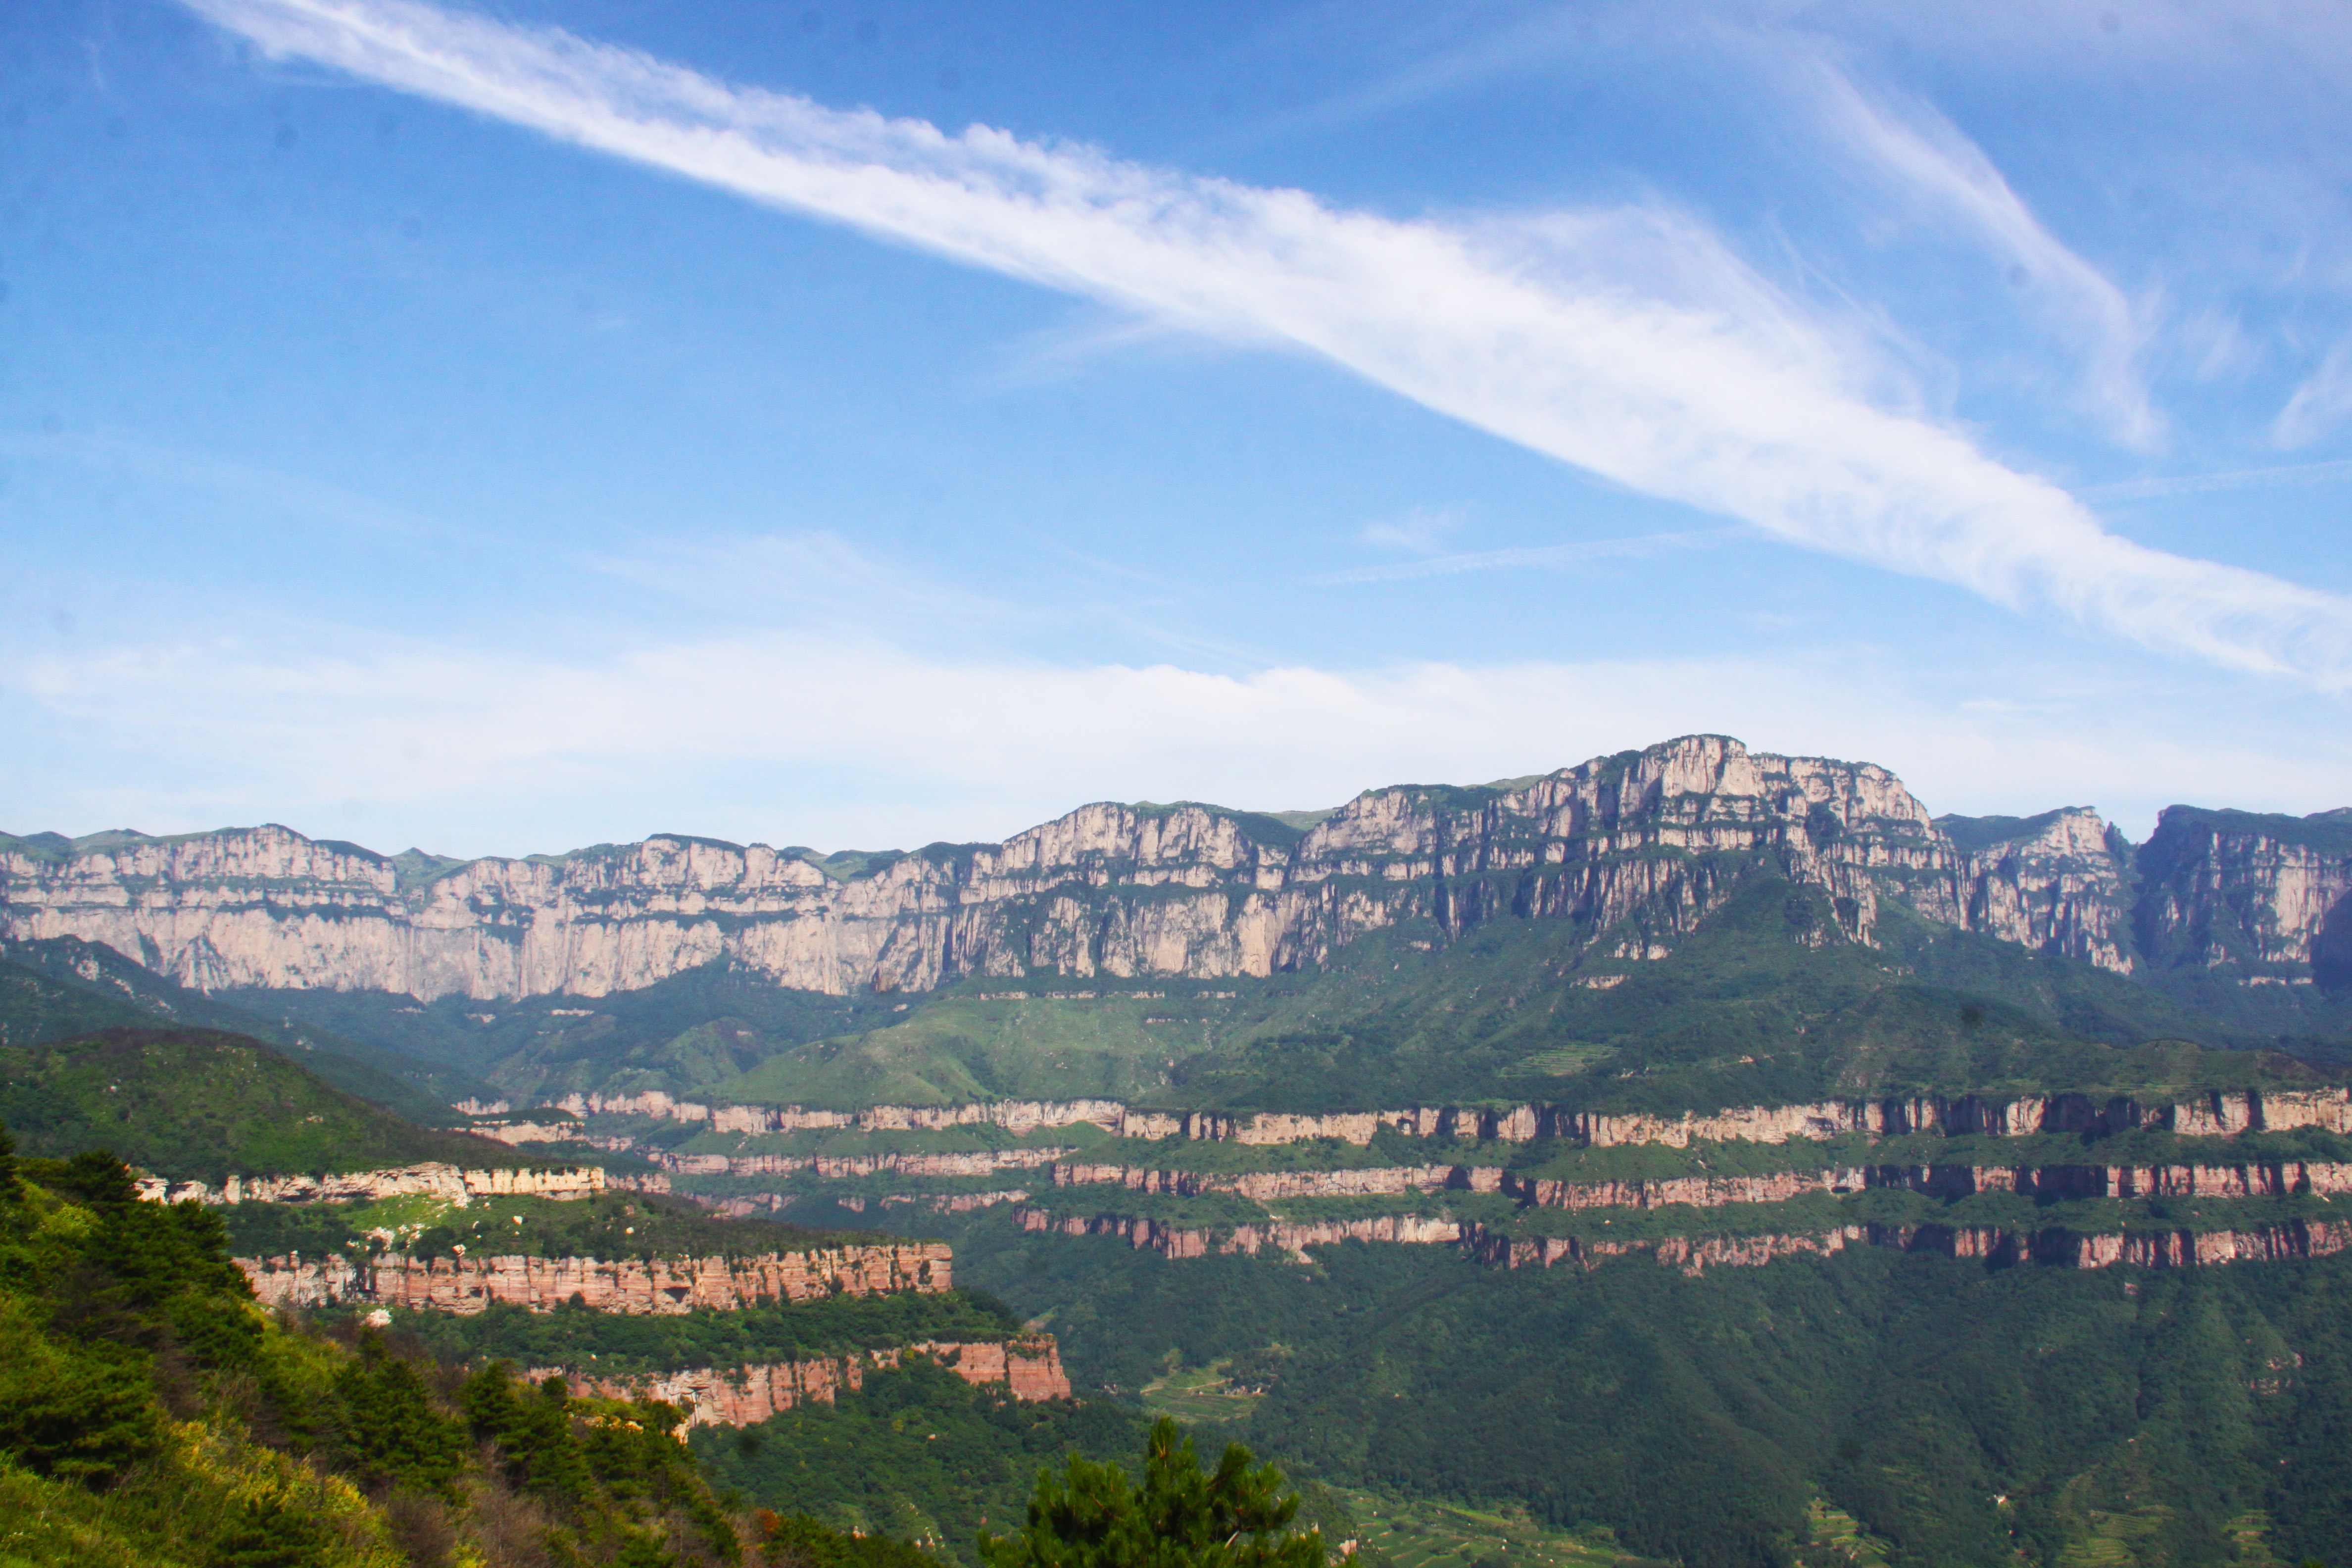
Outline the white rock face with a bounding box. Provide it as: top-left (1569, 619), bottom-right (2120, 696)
top-left (132, 1162), bottom-right (603, 1206)
top-left (1956, 808), bottom-right (2138, 973)
top-left (11, 733), bottom-right (2308, 1000)
top-left (2135, 807), bottom-right (2352, 980)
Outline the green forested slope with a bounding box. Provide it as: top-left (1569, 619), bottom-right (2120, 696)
top-left (1, 936), bottom-right (484, 1119)
top-left (0, 1130), bottom-right (758, 1566)
top-left (227, 958), bottom-right (879, 1099)
top-left (0, 1028), bottom-right (535, 1182)
top-left (919, 1210), bottom-right (2349, 1568)
top-left (694, 1356), bottom-right (1152, 1562)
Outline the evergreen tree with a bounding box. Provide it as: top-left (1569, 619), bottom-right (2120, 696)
top-left (335, 1337), bottom-right (469, 1497)
top-left (980, 1418), bottom-right (1339, 1568)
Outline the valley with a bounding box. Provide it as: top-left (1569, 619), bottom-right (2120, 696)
top-left (5, 735), bottom-right (2352, 1565)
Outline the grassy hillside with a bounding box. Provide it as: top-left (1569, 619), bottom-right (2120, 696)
top-left (0, 1028), bottom-right (538, 1183)
top-left (716, 994), bottom-right (1221, 1109)
top-left (350, 1289), bottom-right (1029, 1377)
top-left (1, 937), bottom-right (484, 1121)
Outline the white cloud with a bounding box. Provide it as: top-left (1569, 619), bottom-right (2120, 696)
top-left (179, 0), bottom-right (2352, 686)
top-left (10, 624), bottom-right (2348, 856)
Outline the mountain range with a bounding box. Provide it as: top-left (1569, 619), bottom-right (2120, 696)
top-left (4, 735), bottom-right (2346, 998)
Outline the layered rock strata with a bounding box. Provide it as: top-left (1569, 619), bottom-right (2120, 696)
top-left (560, 1092), bottom-right (1130, 1137)
top-left (1032, 1156), bottom-right (2352, 1216)
top-left (544, 1336), bottom-right (1072, 1427)
top-left (660, 1148), bottom-right (1071, 1179)
top-left (1016, 1206), bottom-right (1462, 1262)
top-left (136, 1162), bottom-right (603, 1208)
top-left (579, 1087), bottom-right (2352, 1149)
top-left (1467, 1218), bottom-right (2352, 1276)
top-left (1510, 1160), bottom-right (2352, 1209)
top-left (1048, 1162), bottom-right (1505, 1200)
top-left (237, 1241), bottom-right (950, 1313)
top-left (12, 735), bottom-right (2223, 1000)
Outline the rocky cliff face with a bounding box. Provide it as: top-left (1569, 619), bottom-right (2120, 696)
top-left (9, 735), bottom-right (2341, 1000)
top-left (1464, 1218), bottom-right (2352, 1275)
top-left (659, 1147), bottom-right (1073, 1179)
top-left (1049, 1161), bottom-right (1505, 1201)
top-left (1016, 1205), bottom-right (1464, 1261)
top-left (134, 1161), bottom-right (603, 1207)
top-left (0, 736), bottom-right (2106, 1000)
top-left (595, 1088), bottom-right (2350, 1148)
top-left (2135, 807), bottom-right (2352, 985)
top-left (237, 1240), bottom-right (950, 1313)
top-left (1948, 808), bottom-right (2139, 972)
top-left (546, 1337), bottom-right (1072, 1427)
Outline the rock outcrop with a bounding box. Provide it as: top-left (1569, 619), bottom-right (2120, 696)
top-left (237, 1241), bottom-right (950, 1313)
top-left (1946, 808), bottom-right (2139, 973)
top-left (545, 1336), bottom-right (1072, 1427)
top-left (2, 736), bottom-right (2171, 1001)
top-left (136, 1162), bottom-right (603, 1207)
top-left (2135, 807), bottom-right (2352, 985)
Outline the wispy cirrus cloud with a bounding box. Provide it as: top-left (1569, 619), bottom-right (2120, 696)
top-left (1794, 50), bottom-right (2161, 449)
top-left (1320, 529), bottom-right (1729, 585)
top-left (2276, 337), bottom-right (2352, 449)
top-left (2079, 456), bottom-right (2352, 503)
top-left (180, 0), bottom-right (2352, 686)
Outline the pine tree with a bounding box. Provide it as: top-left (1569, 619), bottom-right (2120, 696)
top-left (980, 1417), bottom-right (1341, 1568)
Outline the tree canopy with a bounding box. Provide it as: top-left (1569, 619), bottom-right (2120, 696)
top-left (980, 1417), bottom-right (1340, 1568)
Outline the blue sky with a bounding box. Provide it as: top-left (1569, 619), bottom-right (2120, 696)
top-left (5, 0), bottom-right (2352, 858)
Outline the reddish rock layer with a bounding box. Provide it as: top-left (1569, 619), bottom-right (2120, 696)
top-left (545, 1336), bottom-right (1071, 1427)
